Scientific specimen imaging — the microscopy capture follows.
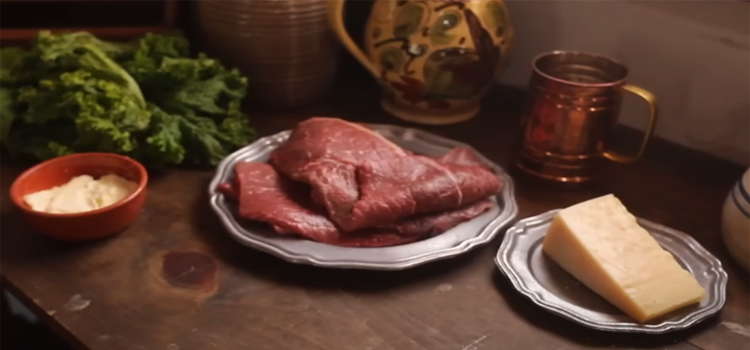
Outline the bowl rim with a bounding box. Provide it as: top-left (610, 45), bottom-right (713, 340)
top-left (9, 152), bottom-right (149, 218)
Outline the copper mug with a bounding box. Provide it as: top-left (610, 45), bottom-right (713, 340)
top-left (513, 51), bottom-right (658, 186)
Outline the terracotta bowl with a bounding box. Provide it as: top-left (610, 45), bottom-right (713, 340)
top-left (9, 153), bottom-right (148, 241)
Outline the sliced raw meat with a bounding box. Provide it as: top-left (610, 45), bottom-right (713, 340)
top-left (346, 156), bottom-right (500, 231)
top-left (217, 182), bottom-right (238, 199)
top-left (220, 162), bottom-right (417, 247)
top-left (228, 162), bottom-right (340, 243)
top-left (388, 199), bottom-right (494, 237)
top-left (270, 117), bottom-right (501, 232)
top-left (271, 117), bottom-right (407, 225)
top-left (218, 162), bottom-right (495, 247)
top-left (390, 147), bottom-right (498, 237)
top-left (438, 147), bottom-right (494, 171)
top-left (271, 117), bottom-right (405, 175)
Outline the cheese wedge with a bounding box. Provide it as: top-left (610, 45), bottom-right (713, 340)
top-left (542, 194), bottom-right (706, 323)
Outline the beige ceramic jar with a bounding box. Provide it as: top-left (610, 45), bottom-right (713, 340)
top-left (195, 0), bottom-right (340, 109)
top-left (721, 167), bottom-right (750, 272)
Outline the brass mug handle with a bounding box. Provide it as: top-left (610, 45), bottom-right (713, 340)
top-left (603, 84), bottom-right (659, 164)
top-left (327, 0), bottom-right (379, 78)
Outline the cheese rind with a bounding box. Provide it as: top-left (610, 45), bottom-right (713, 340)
top-left (542, 194), bottom-right (706, 323)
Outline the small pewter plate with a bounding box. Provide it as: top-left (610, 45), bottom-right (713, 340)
top-left (495, 209), bottom-right (728, 334)
top-left (209, 124), bottom-right (518, 270)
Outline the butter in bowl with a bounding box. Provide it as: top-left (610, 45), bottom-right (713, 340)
top-left (24, 174), bottom-right (138, 214)
top-left (10, 153), bottom-right (148, 241)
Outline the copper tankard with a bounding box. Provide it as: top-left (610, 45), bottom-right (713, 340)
top-left (513, 51), bottom-right (658, 186)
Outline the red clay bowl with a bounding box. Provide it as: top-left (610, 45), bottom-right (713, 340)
top-left (9, 153), bottom-right (148, 241)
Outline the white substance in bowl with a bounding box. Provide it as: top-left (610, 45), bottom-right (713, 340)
top-left (23, 174), bottom-right (138, 214)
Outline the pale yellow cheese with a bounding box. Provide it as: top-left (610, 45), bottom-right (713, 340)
top-left (23, 174), bottom-right (138, 214)
top-left (542, 194), bottom-right (706, 323)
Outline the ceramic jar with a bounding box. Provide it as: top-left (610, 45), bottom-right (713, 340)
top-left (329, 0), bottom-right (514, 125)
top-left (195, 0), bottom-right (339, 109)
top-left (721, 167), bottom-right (750, 272)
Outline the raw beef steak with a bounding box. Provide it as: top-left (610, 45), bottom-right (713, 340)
top-left (437, 147), bottom-right (493, 171)
top-left (218, 162), bottom-right (494, 247)
top-left (348, 155), bottom-right (499, 231)
top-left (270, 117), bottom-right (501, 231)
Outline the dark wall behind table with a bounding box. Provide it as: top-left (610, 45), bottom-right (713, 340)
top-left (0, 0), bottom-right (166, 29)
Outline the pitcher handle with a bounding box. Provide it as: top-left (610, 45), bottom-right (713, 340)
top-left (328, 0), bottom-right (380, 78)
top-left (603, 84), bottom-right (659, 164)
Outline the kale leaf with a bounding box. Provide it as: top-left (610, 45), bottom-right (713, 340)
top-left (0, 31), bottom-right (255, 167)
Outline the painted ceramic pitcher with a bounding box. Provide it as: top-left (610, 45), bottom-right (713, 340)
top-left (329, 0), bottom-right (514, 125)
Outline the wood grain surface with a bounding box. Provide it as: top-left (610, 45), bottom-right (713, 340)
top-left (1, 79), bottom-right (748, 350)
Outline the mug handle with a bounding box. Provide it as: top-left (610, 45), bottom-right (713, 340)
top-left (603, 84), bottom-right (659, 164)
top-left (328, 0), bottom-right (380, 78)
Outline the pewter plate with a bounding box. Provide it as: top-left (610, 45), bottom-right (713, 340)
top-left (495, 209), bottom-right (728, 333)
top-left (209, 124), bottom-right (518, 270)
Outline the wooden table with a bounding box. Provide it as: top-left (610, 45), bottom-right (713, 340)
top-left (1, 80), bottom-right (748, 350)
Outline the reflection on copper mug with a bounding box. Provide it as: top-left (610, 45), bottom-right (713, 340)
top-left (513, 51), bottom-right (658, 186)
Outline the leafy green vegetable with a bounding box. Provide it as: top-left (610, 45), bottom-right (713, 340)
top-left (121, 33), bottom-right (189, 83)
top-left (6, 69), bottom-right (150, 159)
top-left (129, 54), bottom-right (254, 165)
top-left (34, 31), bottom-right (135, 63)
top-left (1, 47), bottom-right (39, 85)
top-left (138, 104), bottom-right (185, 166)
top-left (0, 88), bottom-right (16, 139)
top-left (0, 30), bottom-right (255, 167)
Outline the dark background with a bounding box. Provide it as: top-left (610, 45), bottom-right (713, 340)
top-left (0, 0), bottom-right (377, 82)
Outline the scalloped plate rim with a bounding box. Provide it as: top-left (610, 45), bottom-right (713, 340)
top-left (495, 209), bottom-right (728, 333)
top-left (209, 123), bottom-right (519, 270)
